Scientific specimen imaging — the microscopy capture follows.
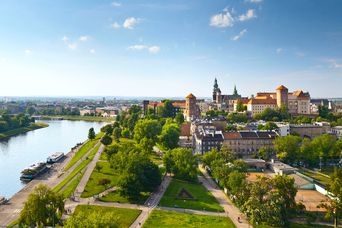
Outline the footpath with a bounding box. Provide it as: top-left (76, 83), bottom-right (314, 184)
top-left (199, 166), bottom-right (250, 228)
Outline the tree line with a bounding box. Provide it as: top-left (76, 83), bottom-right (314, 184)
top-left (0, 112), bottom-right (34, 133)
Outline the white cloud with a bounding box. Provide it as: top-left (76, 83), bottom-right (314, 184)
top-left (238, 9), bottom-right (256, 21)
top-left (128, 44), bottom-right (160, 54)
top-left (111, 22), bottom-right (121, 29)
top-left (111, 2), bottom-right (121, 7)
top-left (62, 36), bottom-right (69, 42)
top-left (276, 48), bottom-right (283, 54)
top-left (210, 11), bottom-right (234, 28)
top-left (89, 49), bottom-right (96, 54)
top-left (231, 29), bottom-right (247, 41)
top-left (67, 43), bottom-right (77, 50)
top-left (123, 17), bottom-right (140, 29)
top-left (327, 59), bottom-right (342, 69)
top-left (128, 45), bottom-right (148, 51)
top-left (79, 36), bottom-right (89, 42)
top-left (148, 46), bottom-right (160, 54)
top-left (24, 49), bottom-right (32, 55)
top-left (248, 0), bottom-right (263, 3)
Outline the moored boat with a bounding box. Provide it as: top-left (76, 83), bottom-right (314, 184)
top-left (47, 152), bottom-right (64, 163)
top-left (20, 162), bottom-right (48, 180)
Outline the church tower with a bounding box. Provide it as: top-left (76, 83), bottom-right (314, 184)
top-left (213, 78), bottom-right (221, 103)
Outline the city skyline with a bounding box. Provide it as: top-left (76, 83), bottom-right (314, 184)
top-left (0, 0), bottom-right (342, 97)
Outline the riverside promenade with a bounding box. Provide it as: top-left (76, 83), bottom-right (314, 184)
top-left (0, 141), bottom-right (98, 226)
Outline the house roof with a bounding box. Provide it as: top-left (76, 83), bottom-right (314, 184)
top-left (223, 132), bottom-right (241, 139)
top-left (248, 98), bottom-right (277, 105)
top-left (276, 85), bottom-right (288, 90)
top-left (186, 93), bottom-right (196, 99)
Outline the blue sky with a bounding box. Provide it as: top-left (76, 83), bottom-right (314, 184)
top-left (0, 0), bottom-right (341, 98)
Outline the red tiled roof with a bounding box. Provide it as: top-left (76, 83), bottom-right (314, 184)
top-left (223, 132), bottom-right (241, 139)
top-left (248, 98), bottom-right (277, 105)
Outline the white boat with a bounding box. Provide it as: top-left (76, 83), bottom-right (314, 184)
top-left (47, 152), bottom-right (64, 163)
top-left (20, 162), bottom-right (48, 180)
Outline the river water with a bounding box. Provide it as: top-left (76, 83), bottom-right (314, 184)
top-left (0, 120), bottom-right (105, 198)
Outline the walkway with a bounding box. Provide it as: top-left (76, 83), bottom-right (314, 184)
top-left (73, 144), bottom-right (105, 199)
top-left (198, 166), bottom-right (250, 228)
top-left (130, 175), bottom-right (171, 228)
top-left (0, 140), bottom-right (100, 226)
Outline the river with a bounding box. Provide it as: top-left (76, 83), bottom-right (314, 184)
top-left (0, 120), bottom-right (105, 198)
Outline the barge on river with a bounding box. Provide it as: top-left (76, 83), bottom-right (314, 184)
top-left (47, 152), bottom-right (64, 164)
top-left (20, 162), bottom-right (48, 180)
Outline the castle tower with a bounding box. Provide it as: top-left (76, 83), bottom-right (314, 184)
top-left (276, 85), bottom-right (288, 108)
top-left (185, 93), bottom-right (198, 121)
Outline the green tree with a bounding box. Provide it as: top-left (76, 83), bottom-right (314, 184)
top-left (175, 112), bottom-right (185, 125)
top-left (19, 184), bottom-right (64, 227)
top-left (163, 148), bottom-right (197, 181)
top-left (101, 134), bottom-right (113, 146)
top-left (88, 127), bottom-right (96, 140)
top-left (318, 168), bottom-right (342, 228)
top-left (134, 119), bottom-right (162, 152)
top-left (159, 123), bottom-right (180, 149)
top-left (101, 124), bottom-right (113, 135)
top-left (274, 135), bottom-right (302, 163)
top-left (113, 127), bottom-right (121, 141)
top-left (158, 100), bottom-right (175, 118)
top-left (258, 146), bottom-right (274, 161)
top-left (26, 106), bottom-right (36, 115)
top-left (236, 100), bottom-right (245, 112)
top-left (311, 134), bottom-right (337, 164)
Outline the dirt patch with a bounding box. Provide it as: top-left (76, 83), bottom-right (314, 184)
top-left (296, 190), bottom-right (329, 212)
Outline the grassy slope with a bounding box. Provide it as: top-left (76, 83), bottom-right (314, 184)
top-left (64, 138), bottom-right (100, 171)
top-left (72, 205), bottom-right (141, 227)
top-left (53, 143), bottom-right (101, 195)
top-left (143, 209), bottom-right (235, 228)
top-left (81, 160), bottom-right (120, 198)
top-left (300, 169), bottom-right (331, 186)
top-left (0, 122), bottom-right (48, 140)
top-left (159, 179), bottom-right (224, 212)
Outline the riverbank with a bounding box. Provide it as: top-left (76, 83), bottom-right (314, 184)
top-left (0, 122), bottom-right (49, 140)
top-left (40, 115), bottom-right (114, 122)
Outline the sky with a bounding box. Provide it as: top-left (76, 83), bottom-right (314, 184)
top-left (0, 0), bottom-right (342, 98)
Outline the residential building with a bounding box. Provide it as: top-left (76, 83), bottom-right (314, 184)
top-left (223, 131), bottom-right (278, 157)
top-left (193, 125), bottom-right (224, 155)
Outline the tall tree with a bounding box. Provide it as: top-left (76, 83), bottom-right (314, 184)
top-left (88, 127), bottom-right (96, 140)
top-left (159, 123), bottom-right (180, 149)
top-left (274, 135), bottom-right (302, 163)
top-left (134, 119), bottom-right (162, 152)
top-left (101, 134), bottom-right (113, 146)
top-left (163, 148), bottom-right (197, 181)
top-left (19, 184), bottom-right (64, 227)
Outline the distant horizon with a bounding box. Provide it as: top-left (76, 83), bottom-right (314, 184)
top-left (1, 0), bottom-right (342, 97)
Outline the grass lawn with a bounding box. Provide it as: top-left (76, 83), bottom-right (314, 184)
top-left (81, 160), bottom-right (120, 198)
top-left (100, 190), bottom-right (150, 205)
top-left (159, 179), bottom-right (224, 212)
top-left (53, 143), bottom-right (100, 195)
top-left (64, 139), bottom-right (99, 171)
top-left (0, 122), bottom-right (48, 140)
top-left (300, 169), bottom-right (331, 186)
top-left (256, 223), bottom-right (332, 228)
top-left (143, 209), bottom-right (235, 228)
top-left (59, 170), bottom-right (85, 198)
top-left (72, 205), bottom-right (141, 228)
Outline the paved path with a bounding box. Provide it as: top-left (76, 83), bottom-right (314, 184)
top-left (0, 140), bottom-right (99, 226)
top-left (199, 166), bottom-right (250, 228)
top-left (73, 144), bottom-right (105, 199)
top-left (130, 175), bottom-right (171, 228)
top-left (158, 206), bottom-right (226, 217)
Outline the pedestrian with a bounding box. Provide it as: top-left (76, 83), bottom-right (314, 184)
top-left (237, 216), bottom-right (240, 223)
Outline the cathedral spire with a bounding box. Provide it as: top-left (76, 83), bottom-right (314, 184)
top-left (214, 78), bottom-right (219, 90)
top-left (233, 85), bottom-right (238, 96)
